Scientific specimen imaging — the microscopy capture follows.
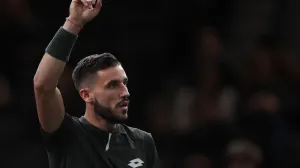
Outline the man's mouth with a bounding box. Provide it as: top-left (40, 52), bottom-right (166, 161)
top-left (118, 101), bottom-right (129, 107)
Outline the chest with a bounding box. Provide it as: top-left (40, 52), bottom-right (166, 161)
top-left (67, 132), bottom-right (148, 168)
top-left (106, 140), bottom-right (147, 168)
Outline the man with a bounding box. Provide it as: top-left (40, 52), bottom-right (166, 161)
top-left (33, 0), bottom-right (159, 168)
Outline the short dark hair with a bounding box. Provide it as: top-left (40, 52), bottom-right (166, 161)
top-left (72, 53), bottom-right (120, 90)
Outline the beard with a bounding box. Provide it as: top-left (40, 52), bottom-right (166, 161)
top-left (92, 98), bottom-right (128, 124)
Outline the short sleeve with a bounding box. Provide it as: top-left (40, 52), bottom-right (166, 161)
top-left (145, 133), bottom-right (160, 168)
top-left (40, 113), bottom-right (75, 152)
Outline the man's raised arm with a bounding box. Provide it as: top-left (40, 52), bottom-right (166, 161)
top-left (33, 0), bottom-right (102, 133)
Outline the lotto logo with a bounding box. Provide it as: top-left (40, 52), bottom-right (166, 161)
top-left (128, 158), bottom-right (144, 168)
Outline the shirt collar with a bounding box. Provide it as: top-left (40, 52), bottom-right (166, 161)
top-left (79, 116), bottom-right (127, 134)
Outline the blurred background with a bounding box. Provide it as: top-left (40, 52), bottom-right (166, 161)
top-left (1, 0), bottom-right (300, 167)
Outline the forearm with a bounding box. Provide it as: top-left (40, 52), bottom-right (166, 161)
top-left (34, 20), bottom-right (81, 91)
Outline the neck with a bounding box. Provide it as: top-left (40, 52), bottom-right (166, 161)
top-left (84, 106), bottom-right (117, 132)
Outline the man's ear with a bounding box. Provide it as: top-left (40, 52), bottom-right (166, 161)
top-left (79, 87), bottom-right (93, 103)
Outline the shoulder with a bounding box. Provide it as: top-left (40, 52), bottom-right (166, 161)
top-left (41, 113), bottom-right (83, 152)
top-left (42, 113), bottom-right (78, 135)
top-left (62, 113), bottom-right (84, 129)
top-left (119, 124), bottom-right (154, 143)
top-left (41, 113), bottom-right (84, 144)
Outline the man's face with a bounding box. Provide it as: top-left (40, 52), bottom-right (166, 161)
top-left (91, 65), bottom-right (130, 123)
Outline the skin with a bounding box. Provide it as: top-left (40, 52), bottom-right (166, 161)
top-left (80, 65), bottom-right (130, 131)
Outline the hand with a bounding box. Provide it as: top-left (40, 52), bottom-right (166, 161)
top-left (68, 0), bottom-right (102, 26)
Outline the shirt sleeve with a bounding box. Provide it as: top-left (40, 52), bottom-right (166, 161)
top-left (40, 113), bottom-right (75, 152)
top-left (145, 133), bottom-right (160, 168)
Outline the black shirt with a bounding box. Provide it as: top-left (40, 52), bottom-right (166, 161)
top-left (42, 113), bottom-right (159, 168)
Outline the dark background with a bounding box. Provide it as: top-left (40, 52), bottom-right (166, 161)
top-left (1, 0), bottom-right (300, 168)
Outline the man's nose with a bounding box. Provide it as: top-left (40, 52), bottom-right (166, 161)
top-left (120, 84), bottom-right (130, 98)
